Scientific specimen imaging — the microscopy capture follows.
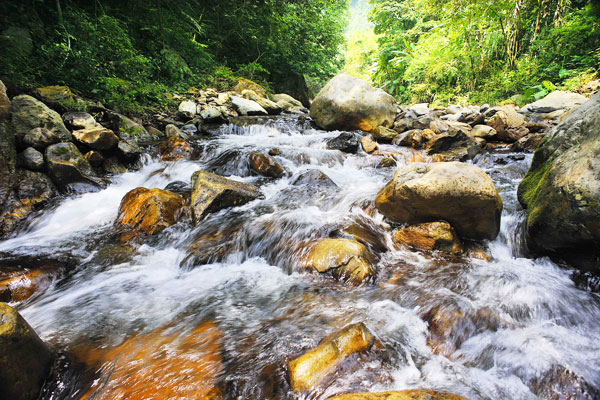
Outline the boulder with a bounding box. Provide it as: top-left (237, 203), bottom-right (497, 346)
top-left (231, 96), bottom-right (268, 116)
top-left (304, 238), bottom-right (374, 284)
top-left (190, 170), bottom-right (261, 224)
top-left (0, 80), bottom-right (10, 119)
top-left (372, 126), bottom-right (400, 143)
top-left (11, 95), bottom-right (71, 141)
top-left (62, 111), bottom-right (99, 130)
top-left (271, 93), bottom-right (306, 113)
top-left (326, 390), bottom-right (468, 400)
top-left (523, 91), bottom-right (587, 114)
top-left (84, 150), bottom-right (104, 167)
top-left (234, 78), bottom-right (267, 98)
top-left (425, 130), bottom-right (481, 161)
top-left (116, 140), bottom-right (142, 162)
top-left (45, 142), bottom-right (98, 188)
top-left (79, 321), bottom-right (223, 400)
top-left (242, 90), bottom-right (282, 115)
top-left (0, 303), bottom-right (52, 400)
top-left (326, 132), bottom-right (360, 153)
top-left (291, 170), bottom-right (337, 187)
top-left (487, 106), bottom-right (525, 137)
top-left (393, 129), bottom-right (422, 149)
top-left (375, 162), bottom-right (503, 240)
top-left (18, 147), bottom-right (44, 171)
top-left (393, 221), bottom-right (462, 254)
top-left (517, 92), bottom-right (600, 263)
top-left (102, 157), bottom-right (127, 175)
top-left (310, 74), bottom-right (396, 132)
top-left (496, 126), bottom-right (529, 143)
top-left (36, 85), bottom-right (73, 103)
top-left (360, 136), bottom-right (378, 153)
top-left (177, 100), bottom-right (197, 119)
top-left (159, 137), bottom-right (198, 161)
top-left (23, 127), bottom-right (60, 151)
top-left (470, 124), bottom-right (497, 139)
top-left (116, 187), bottom-right (185, 236)
top-left (165, 123), bottom-right (188, 139)
top-left (288, 323), bottom-right (375, 393)
top-left (409, 103), bottom-right (430, 116)
top-left (199, 105), bottom-right (225, 122)
top-left (109, 112), bottom-right (149, 140)
top-left (249, 152), bottom-right (284, 178)
top-left (73, 127), bottom-right (119, 151)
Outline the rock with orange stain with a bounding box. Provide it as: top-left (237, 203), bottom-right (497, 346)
top-left (0, 269), bottom-right (54, 303)
top-left (288, 323), bottom-right (375, 393)
top-left (405, 151), bottom-right (426, 164)
top-left (249, 152), bottom-right (284, 178)
top-left (310, 74), bottom-right (396, 132)
top-left (393, 222), bottom-right (462, 254)
top-left (79, 321), bottom-right (224, 400)
top-left (115, 187), bottom-right (185, 237)
top-left (159, 136), bottom-right (199, 161)
top-left (326, 389), bottom-right (468, 400)
top-left (360, 136), bottom-right (378, 153)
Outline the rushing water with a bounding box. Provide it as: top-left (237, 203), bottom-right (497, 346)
top-left (2, 115), bottom-right (599, 399)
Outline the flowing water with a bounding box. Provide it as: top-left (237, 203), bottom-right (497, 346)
top-left (2, 115), bottom-right (599, 399)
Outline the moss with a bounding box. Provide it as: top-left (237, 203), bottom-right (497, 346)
top-left (517, 155), bottom-right (554, 208)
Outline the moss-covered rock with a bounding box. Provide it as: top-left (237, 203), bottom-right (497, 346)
top-left (11, 95), bottom-right (71, 142)
top-left (518, 92), bottom-right (600, 265)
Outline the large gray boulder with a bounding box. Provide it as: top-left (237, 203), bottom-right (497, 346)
top-left (310, 74), bottom-right (396, 132)
top-left (523, 91), bottom-right (587, 114)
top-left (376, 162), bottom-right (503, 240)
top-left (231, 96), bottom-right (268, 116)
top-left (11, 95), bottom-right (71, 141)
top-left (518, 92), bottom-right (600, 265)
top-left (45, 142), bottom-right (98, 188)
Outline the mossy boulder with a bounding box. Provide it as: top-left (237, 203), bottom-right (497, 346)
top-left (11, 95), bottom-right (71, 142)
top-left (310, 74), bottom-right (396, 132)
top-left (109, 112), bottom-right (149, 140)
top-left (0, 303), bottom-right (52, 400)
top-left (518, 92), bottom-right (600, 265)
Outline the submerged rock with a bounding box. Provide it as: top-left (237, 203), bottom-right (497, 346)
top-left (190, 170), bottom-right (261, 224)
top-left (310, 74), bottom-right (396, 132)
top-left (0, 302), bottom-right (52, 400)
top-left (116, 187), bottom-right (185, 237)
top-left (249, 152), bottom-right (284, 178)
top-left (393, 221), bottom-right (462, 254)
top-left (326, 390), bottom-right (468, 400)
top-left (375, 162), bottom-right (503, 240)
top-left (304, 238), bottom-right (374, 284)
top-left (288, 322), bottom-right (375, 392)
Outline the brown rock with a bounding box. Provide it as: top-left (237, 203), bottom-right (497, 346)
top-left (0, 269), bottom-right (54, 303)
top-left (393, 222), bottom-right (462, 254)
top-left (326, 389), bottom-right (468, 400)
top-left (497, 126), bottom-right (529, 143)
top-left (73, 127), bottom-right (119, 150)
top-left (234, 78), bottom-right (267, 98)
top-left (372, 126), bottom-right (400, 143)
top-left (360, 136), bottom-right (378, 153)
top-left (288, 323), bottom-right (375, 392)
top-left (305, 238), bottom-right (374, 284)
top-left (84, 150), bottom-right (104, 167)
top-left (249, 152), bottom-right (284, 178)
top-left (159, 136), bottom-right (198, 161)
top-left (115, 188), bottom-right (185, 237)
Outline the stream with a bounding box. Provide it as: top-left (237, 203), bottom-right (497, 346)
top-left (2, 115), bottom-right (600, 399)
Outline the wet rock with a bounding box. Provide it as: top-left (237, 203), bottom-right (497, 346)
top-left (523, 91), bottom-right (587, 114)
top-left (62, 111), bottom-right (99, 130)
top-left (235, 78), bottom-right (267, 98)
top-left (288, 322), bottom-right (375, 392)
top-left (310, 74), bottom-right (396, 132)
top-left (109, 112), bottom-right (148, 140)
top-left (0, 303), bottom-right (52, 400)
top-left (291, 170), bottom-right (337, 187)
top-left (531, 364), bottom-right (600, 400)
top-left (23, 127), bottom-right (61, 151)
top-left (0, 80), bottom-right (10, 119)
top-left (185, 224), bottom-right (243, 266)
top-left (11, 95), bottom-right (71, 141)
top-left (165, 123), bottom-right (188, 139)
top-left (231, 95), bottom-right (268, 116)
top-left (242, 89), bottom-right (282, 115)
top-left (0, 269), bottom-right (56, 303)
top-left (425, 130), bottom-right (481, 161)
top-left (375, 162), bottom-right (503, 240)
top-left (116, 187), bottom-right (185, 236)
top-left (102, 157), bottom-right (127, 175)
top-left (116, 140), bottom-right (142, 162)
top-left (45, 142), bottom-right (98, 188)
top-left (326, 132), bottom-right (360, 153)
top-left (79, 321), bottom-right (223, 400)
top-left (470, 124), bottom-right (497, 139)
top-left (164, 180), bottom-right (192, 198)
top-left (73, 127), bottom-right (119, 150)
top-left (190, 170), bottom-right (261, 224)
top-left (393, 221), bottom-right (462, 254)
top-left (510, 134), bottom-right (543, 152)
top-left (177, 99), bottom-right (197, 119)
top-left (305, 238), bottom-right (374, 284)
top-left (372, 125), bottom-right (400, 143)
top-left (36, 85), bottom-right (73, 104)
top-left (18, 147), bottom-right (44, 171)
top-left (269, 148), bottom-right (280, 156)
top-left (84, 150), bottom-right (104, 168)
top-left (518, 92), bottom-right (600, 265)
top-left (181, 123), bottom-right (199, 135)
top-left (326, 390), bottom-right (468, 400)
top-left (360, 136), bottom-right (378, 153)
top-left (249, 152), bottom-right (284, 178)
top-left (376, 157), bottom-right (397, 168)
top-left (271, 93), bottom-right (307, 113)
top-left (159, 137), bottom-right (198, 161)
top-left (199, 105), bottom-right (225, 122)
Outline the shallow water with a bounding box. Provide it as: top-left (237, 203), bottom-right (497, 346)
top-left (2, 115), bottom-right (599, 399)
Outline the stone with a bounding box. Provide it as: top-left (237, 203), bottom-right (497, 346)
top-left (0, 303), bottom-right (52, 400)
top-left (372, 126), bottom-right (399, 143)
top-left (517, 92), bottom-right (600, 263)
top-left (116, 187), bottom-right (185, 236)
top-left (178, 100), bottom-right (197, 119)
top-left (11, 95), bottom-right (71, 141)
top-left (429, 119), bottom-right (449, 135)
top-left (510, 134), bottom-right (543, 152)
top-left (190, 170), bottom-right (261, 225)
top-left (523, 91), bottom-right (587, 114)
top-left (18, 147), bottom-right (44, 171)
top-left (79, 321), bottom-right (223, 400)
top-left (242, 90), bottom-right (282, 115)
top-left (23, 127), bottom-right (61, 151)
top-left (159, 137), bottom-right (198, 161)
top-left (102, 157), bottom-right (127, 175)
top-left (326, 390), bottom-right (468, 400)
top-left (470, 124), bottom-right (497, 139)
top-left (145, 125), bottom-right (164, 138)
top-left (0, 268), bottom-right (57, 303)
top-left (116, 140), bottom-right (142, 162)
top-left (393, 221), bottom-right (462, 254)
top-left (62, 111), bottom-right (99, 130)
top-left (184, 224), bottom-right (243, 266)
top-left (310, 74), bottom-right (396, 132)
top-left (109, 112), bottom-right (149, 140)
top-left (288, 323), bottom-right (375, 393)
top-left (200, 105), bottom-right (225, 122)
top-left (360, 136), bottom-right (378, 153)
top-left (36, 85), bottom-right (73, 103)
top-left (181, 123), bottom-right (199, 135)
top-left (425, 130), bottom-right (481, 161)
top-left (326, 132), bottom-right (360, 153)
top-left (393, 129), bottom-right (422, 149)
top-left (291, 170), bottom-right (337, 187)
top-left (375, 162), bottom-right (503, 240)
top-left (487, 106), bottom-right (525, 137)
top-left (497, 126), bottom-right (529, 143)
top-left (409, 103), bottom-right (430, 116)
top-left (45, 142), bottom-right (98, 188)
top-left (234, 78), bottom-right (267, 98)
top-left (377, 157), bottom-right (397, 168)
top-left (0, 80), bottom-right (10, 119)
top-left (271, 93), bottom-right (306, 113)
top-left (73, 127), bottom-right (119, 150)
top-left (305, 238), bottom-right (374, 284)
top-left (84, 150), bottom-right (104, 167)
top-left (231, 96), bottom-right (268, 116)
top-left (249, 152), bottom-right (284, 178)
top-left (165, 123), bottom-right (188, 139)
